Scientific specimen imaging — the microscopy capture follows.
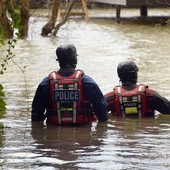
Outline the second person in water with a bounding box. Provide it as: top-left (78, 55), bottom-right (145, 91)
top-left (104, 60), bottom-right (170, 117)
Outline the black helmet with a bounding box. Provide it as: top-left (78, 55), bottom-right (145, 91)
top-left (117, 61), bottom-right (139, 83)
top-left (56, 44), bottom-right (78, 68)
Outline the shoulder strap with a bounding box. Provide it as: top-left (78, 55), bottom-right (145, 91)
top-left (113, 85), bottom-right (122, 95)
top-left (137, 84), bottom-right (148, 93)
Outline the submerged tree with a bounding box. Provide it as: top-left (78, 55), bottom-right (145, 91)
top-left (41, 0), bottom-right (77, 36)
top-left (53, 0), bottom-right (77, 36)
top-left (41, 0), bottom-right (61, 36)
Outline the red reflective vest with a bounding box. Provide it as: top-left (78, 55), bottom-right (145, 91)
top-left (48, 70), bottom-right (95, 125)
top-left (113, 85), bottom-right (154, 117)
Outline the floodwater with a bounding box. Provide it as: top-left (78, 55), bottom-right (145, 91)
top-left (0, 8), bottom-right (170, 170)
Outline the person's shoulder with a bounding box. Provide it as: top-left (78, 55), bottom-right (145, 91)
top-left (82, 72), bottom-right (96, 83)
top-left (104, 91), bottom-right (114, 99)
top-left (82, 74), bottom-right (96, 84)
top-left (139, 84), bottom-right (155, 93)
top-left (40, 76), bottom-right (49, 86)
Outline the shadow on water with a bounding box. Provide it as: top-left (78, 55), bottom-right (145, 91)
top-left (30, 122), bottom-right (107, 169)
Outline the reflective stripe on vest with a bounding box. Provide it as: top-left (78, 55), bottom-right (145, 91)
top-left (137, 85), bottom-right (144, 117)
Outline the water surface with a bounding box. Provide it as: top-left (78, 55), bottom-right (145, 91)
top-left (0, 8), bottom-right (170, 170)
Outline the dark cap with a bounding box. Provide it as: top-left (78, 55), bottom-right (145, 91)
top-left (117, 61), bottom-right (139, 83)
top-left (56, 44), bottom-right (78, 68)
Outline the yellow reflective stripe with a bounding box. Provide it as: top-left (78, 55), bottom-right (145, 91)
top-left (125, 107), bottom-right (138, 114)
top-left (60, 107), bottom-right (73, 111)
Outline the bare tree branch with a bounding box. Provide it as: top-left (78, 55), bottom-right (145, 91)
top-left (53, 0), bottom-right (76, 36)
top-left (41, 0), bottom-right (60, 36)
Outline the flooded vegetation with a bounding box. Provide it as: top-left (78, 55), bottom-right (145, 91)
top-left (0, 8), bottom-right (170, 169)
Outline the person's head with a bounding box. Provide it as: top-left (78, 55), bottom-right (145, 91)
top-left (56, 44), bottom-right (78, 68)
top-left (117, 61), bottom-right (139, 84)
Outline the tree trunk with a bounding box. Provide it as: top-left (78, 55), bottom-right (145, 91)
top-left (41, 0), bottom-right (60, 36)
top-left (20, 0), bottom-right (30, 38)
top-left (0, 0), bottom-right (13, 38)
top-left (53, 0), bottom-right (76, 36)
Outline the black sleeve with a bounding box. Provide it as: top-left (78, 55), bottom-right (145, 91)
top-left (31, 85), bottom-right (47, 121)
top-left (83, 83), bottom-right (108, 122)
top-left (148, 92), bottom-right (170, 114)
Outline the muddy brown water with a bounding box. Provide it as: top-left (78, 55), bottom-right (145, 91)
top-left (0, 8), bottom-right (170, 170)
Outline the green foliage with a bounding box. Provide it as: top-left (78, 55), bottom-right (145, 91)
top-left (0, 38), bottom-right (17, 75)
top-left (0, 36), bottom-right (17, 114)
top-left (0, 26), bottom-right (7, 114)
top-left (8, 8), bottom-right (22, 37)
top-left (0, 1), bottom-right (21, 74)
top-left (0, 2), bottom-right (22, 115)
top-left (0, 27), bottom-right (5, 46)
top-left (0, 84), bottom-right (6, 116)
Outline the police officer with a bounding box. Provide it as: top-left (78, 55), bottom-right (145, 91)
top-left (104, 61), bottom-right (170, 117)
top-left (31, 44), bottom-right (108, 125)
